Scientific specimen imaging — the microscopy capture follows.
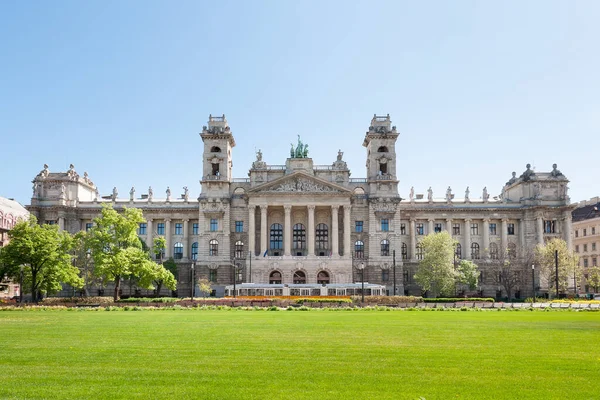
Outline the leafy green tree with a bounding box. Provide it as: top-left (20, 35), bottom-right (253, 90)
top-left (586, 266), bottom-right (600, 293)
top-left (535, 238), bottom-right (580, 297)
top-left (71, 231), bottom-right (99, 297)
top-left (86, 204), bottom-right (175, 301)
top-left (0, 216), bottom-right (82, 302)
top-left (155, 257), bottom-right (177, 296)
top-left (456, 259), bottom-right (479, 291)
top-left (197, 278), bottom-right (212, 298)
top-left (153, 236), bottom-right (166, 262)
top-left (489, 250), bottom-right (527, 300)
top-left (414, 231), bottom-right (457, 297)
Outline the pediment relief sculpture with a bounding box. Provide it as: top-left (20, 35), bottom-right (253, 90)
top-left (265, 177), bottom-right (341, 193)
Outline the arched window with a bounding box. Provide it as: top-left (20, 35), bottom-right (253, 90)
top-left (380, 239), bottom-right (390, 256)
top-left (270, 224), bottom-right (283, 255)
top-left (354, 240), bottom-right (364, 258)
top-left (316, 223), bottom-right (329, 254)
top-left (293, 223), bottom-right (306, 255)
top-left (210, 146), bottom-right (221, 153)
top-left (416, 243), bottom-right (423, 260)
top-left (209, 239), bottom-right (218, 256)
top-left (293, 270), bottom-right (306, 284)
top-left (471, 243), bottom-right (480, 259)
top-left (235, 240), bottom-right (244, 259)
top-left (269, 271), bottom-right (282, 284)
top-left (401, 242), bottom-right (408, 260)
top-left (377, 146), bottom-right (389, 153)
top-left (173, 242), bottom-right (183, 259)
top-left (489, 242), bottom-right (499, 260)
top-left (317, 271), bottom-right (330, 284)
top-left (455, 243), bottom-right (462, 259)
top-left (191, 242), bottom-right (198, 260)
top-left (507, 243), bottom-right (517, 260)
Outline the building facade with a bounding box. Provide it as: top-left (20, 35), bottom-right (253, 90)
top-left (27, 114), bottom-right (574, 298)
top-left (572, 197), bottom-right (600, 293)
top-left (0, 196), bottom-right (29, 298)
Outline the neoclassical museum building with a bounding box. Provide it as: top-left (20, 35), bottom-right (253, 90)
top-left (27, 114), bottom-right (574, 298)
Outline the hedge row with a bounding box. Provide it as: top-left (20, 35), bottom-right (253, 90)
top-left (352, 295), bottom-right (424, 304)
top-left (423, 297), bottom-right (495, 303)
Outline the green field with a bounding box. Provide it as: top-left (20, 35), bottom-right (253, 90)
top-left (0, 309), bottom-right (599, 400)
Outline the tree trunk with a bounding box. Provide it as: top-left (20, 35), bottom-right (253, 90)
top-left (155, 281), bottom-right (163, 297)
top-left (114, 276), bottom-right (121, 301)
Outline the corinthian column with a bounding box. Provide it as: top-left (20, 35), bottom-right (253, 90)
top-left (501, 218), bottom-right (508, 254)
top-left (248, 205), bottom-right (256, 256)
top-left (164, 218), bottom-right (172, 258)
top-left (464, 218), bottom-right (471, 260)
top-left (563, 211), bottom-right (573, 251)
top-left (331, 205), bottom-right (339, 257)
top-left (536, 215), bottom-right (544, 245)
top-left (284, 205), bottom-right (292, 256)
top-left (482, 218), bottom-right (490, 259)
top-left (260, 205), bottom-right (268, 256)
top-left (308, 205), bottom-right (315, 256)
top-left (343, 205), bottom-right (351, 256)
top-left (428, 218), bottom-right (434, 235)
top-left (146, 219), bottom-right (153, 250)
top-left (410, 218), bottom-right (416, 261)
top-left (183, 219), bottom-right (189, 259)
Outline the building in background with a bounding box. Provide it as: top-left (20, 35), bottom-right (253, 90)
top-left (0, 196), bottom-right (29, 298)
top-left (27, 114), bottom-right (574, 298)
top-left (572, 197), bottom-right (600, 294)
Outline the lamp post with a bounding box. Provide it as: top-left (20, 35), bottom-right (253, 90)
top-left (531, 264), bottom-right (535, 303)
top-left (191, 260), bottom-right (196, 301)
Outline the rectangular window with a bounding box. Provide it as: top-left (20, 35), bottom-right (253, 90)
top-left (434, 223), bottom-right (442, 233)
top-left (138, 223), bottom-right (146, 235)
top-left (45, 220), bottom-right (56, 225)
top-left (489, 223), bottom-right (497, 235)
top-left (355, 221), bottom-right (363, 233)
top-left (192, 223), bottom-right (199, 235)
top-left (381, 269), bottom-right (389, 282)
top-left (583, 228), bottom-right (587, 237)
top-left (593, 242), bottom-right (597, 251)
top-left (544, 220), bottom-right (556, 234)
top-left (592, 227), bottom-right (596, 235)
top-left (583, 244), bottom-right (588, 252)
top-left (452, 223), bottom-right (460, 235)
top-left (209, 269), bottom-right (217, 283)
top-left (583, 258), bottom-right (588, 267)
top-left (507, 223), bottom-right (515, 235)
top-left (175, 223), bottom-right (183, 235)
top-left (235, 221), bottom-right (244, 233)
top-left (86, 223), bottom-right (93, 232)
top-left (381, 219), bottom-right (389, 232)
top-left (470, 223), bottom-right (479, 236)
top-left (575, 230), bottom-right (579, 238)
top-left (416, 223), bottom-right (424, 235)
top-left (593, 257), bottom-right (598, 267)
top-left (210, 219), bottom-right (218, 232)
top-left (575, 245), bottom-right (579, 253)
top-left (400, 223), bottom-right (406, 235)
top-left (157, 223), bottom-right (165, 235)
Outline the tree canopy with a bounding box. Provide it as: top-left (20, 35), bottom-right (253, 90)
top-left (535, 238), bottom-right (580, 297)
top-left (414, 231), bottom-right (458, 297)
top-left (0, 216), bottom-right (82, 302)
top-left (86, 204), bottom-right (176, 300)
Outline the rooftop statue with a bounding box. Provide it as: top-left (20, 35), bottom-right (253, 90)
top-left (290, 135), bottom-right (309, 158)
top-left (506, 171), bottom-right (517, 186)
top-left (550, 163), bottom-right (565, 178)
top-left (520, 164), bottom-right (536, 182)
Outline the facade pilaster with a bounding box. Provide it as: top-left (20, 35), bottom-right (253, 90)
top-left (248, 205), bottom-right (256, 256)
top-left (146, 219), bottom-right (153, 250)
top-left (343, 205), bottom-right (351, 256)
top-left (464, 218), bottom-right (471, 260)
top-left (501, 219), bottom-right (508, 254)
top-left (165, 218), bottom-right (172, 258)
top-left (58, 217), bottom-right (65, 231)
top-left (331, 205), bottom-right (339, 257)
top-left (482, 218), bottom-right (490, 259)
top-left (446, 218), bottom-right (452, 234)
top-left (284, 205), bottom-right (292, 256)
top-left (307, 205), bottom-right (315, 256)
top-left (410, 218), bottom-right (416, 261)
top-left (428, 218), bottom-right (434, 235)
top-left (183, 219), bottom-right (189, 259)
top-left (563, 211), bottom-right (573, 251)
top-left (519, 219), bottom-right (525, 256)
top-left (260, 205), bottom-right (268, 256)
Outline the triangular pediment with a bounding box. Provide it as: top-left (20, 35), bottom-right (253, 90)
top-left (249, 172), bottom-right (351, 195)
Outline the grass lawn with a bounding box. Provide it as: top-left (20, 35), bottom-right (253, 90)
top-left (0, 309), bottom-right (599, 400)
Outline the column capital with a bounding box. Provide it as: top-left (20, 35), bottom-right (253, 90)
top-left (410, 217), bottom-right (416, 222)
top-left (260, 205), bottom-right (268, 212)
top-left (164, 218), bottom-right (171, 222)
top-left (502, 218), bottom-right (509, 223)
top-left (464, 218), bottom-right (472, 223)
top-left (284, 204), bottom-right (292, 212)
top-left (331, 205), bottom-right (339, 212)
top-left (147, 218), bottom-right (153, 222)
top-left (428, 217), bottom-right (435, 222)
top-left (307, 205), bottom-right (316, 212)
top-left (483, 217), bottom-right (490, 223)
top-left (343, 204), bottom-right (351, 211)
top-left (183, 218), bottom-right (189, 223)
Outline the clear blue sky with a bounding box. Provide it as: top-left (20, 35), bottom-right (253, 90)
top-left (2, 1), bottom-right (598, 206)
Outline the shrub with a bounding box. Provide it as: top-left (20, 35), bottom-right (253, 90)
top-left (118, 297), bottom-right (178, 303)
top-left (423, 297), bottom-right (495, 303)
top-left (42, 296), bottom-right (114, 305)
top-left (351, 295), bottom-right (424, 304)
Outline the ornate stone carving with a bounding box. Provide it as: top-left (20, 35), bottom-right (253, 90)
top-left (148, 186), bottom-right (153, 202)
top-left (166, 186), bottom-right (171, 202)
top-left (37, 164), bottom-right (49, 179)
top-left (112, 187), bottom-right (118, 201)
top-left (506, 171), bottom-right (517, 186)
top-left (371, 198), bottom-right (398, 213)
top-left (290, 135), bottom-right (309, 158)
top-left (67, 164), bottom-right (79, 181)
top-left (427, 187), bottom-right (433, 202)
top-left (183, 186), bottom-right (189, 201)
top-left (482, 186), bottom-right (489, 203)
top-left (446, 186), bottom-right (452, 203)
top-left (550, 163), bottom-right (565, 178)
top-left (409, 186), bottom-right (414, 202)
top-left (520, 164), bottom-right (536, 182)
top-left (129, 187), bottom-right (135, 201)
top-left (268, 178), bottom-right (338, 193)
